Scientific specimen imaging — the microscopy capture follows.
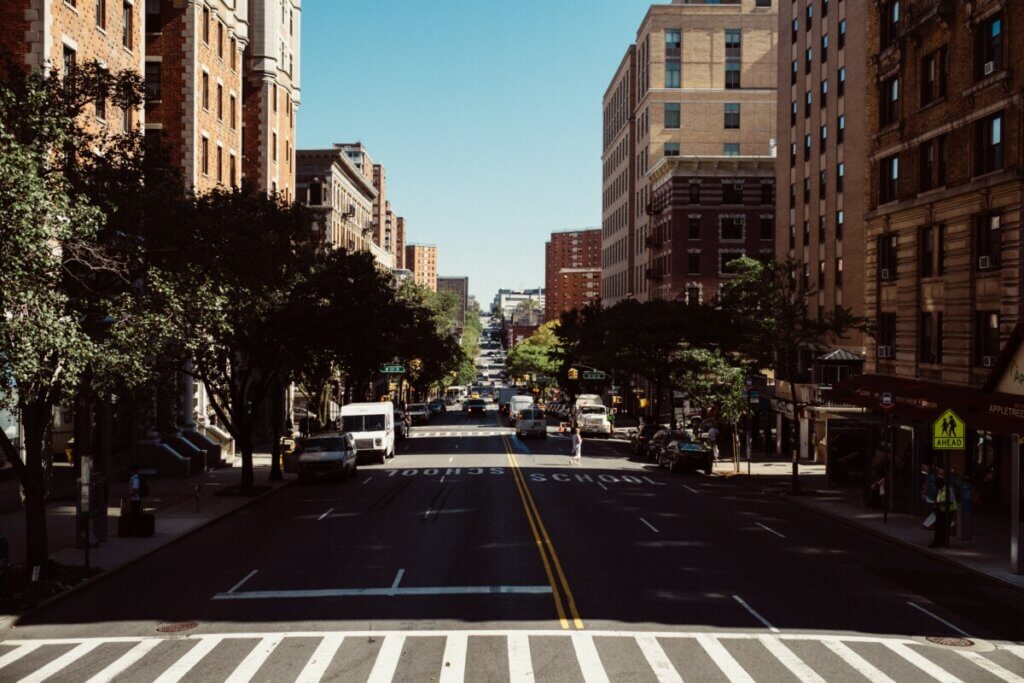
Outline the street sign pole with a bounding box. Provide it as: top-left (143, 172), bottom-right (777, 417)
top-left (1012, 434), bottom-right (1022, 574)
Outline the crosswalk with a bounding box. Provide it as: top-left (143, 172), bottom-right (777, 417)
top-left (408, 429), bottom-right (513, 438)
top-left (1, 630), bottom-right (1021, 682)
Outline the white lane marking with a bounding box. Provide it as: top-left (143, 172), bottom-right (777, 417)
top-left (17, 642), bottom-right (100, 683)
top-left (822, 640), bottom-right (896, 683)
top-left (634, 635), bottom-right (682, 683)
top-left (440, 476), bottom-right (446, 483)
top-left (507, 633), bottom-right (534, 682)
top-left (757, 635), bottom-right (825, 683)
top-left (571, 633), bottom-right (610, 683)
top-left (228, 570), bottom-right (258, 594)
top-left (907, 602), bottom-right (972, 638)
top-left (755, 522), bottom-right (786, 539)
top-left (424, 507), bottom-right (434, 520)
top-left (152, 637), bottom-right (223, 683)
top-left (86, 639), bottom-right (162, 683)
top-left (449, 457), bottom-right (454, 463)
top-left (684, 485), bottom-right (700, 494)
top-left (599, 483), bottom-right (608, 491)
top-left (318, 507), bottom-right (334, 521)
top-left (696, 633), bottom-right (755, 683)
top-left (885, 642), bottom-right (963, 683)
top-left (1007, 645), bottom-right (1024, 662)
top-left (215, 585), bottom-right (553, 599)
top-left (0, 644), bottom-right (42, 671)
top-left (366, 635), bottom-right (405, 683)
top-left (640, 518), bottom-right (660, 534)
top-left (224, 635), bottom-right (284, 683)
top-left (389, 569), bottom-right (405, 596)
top-left (439, 632), bottom-right (467, 683)
top-left (959, 651), bottom-right (1024, 683)
top-left (362, 477), bottom-right (372, 485)
top-left (733, 595), bottom-right (779, 633)
top-left (295, 634), bottom-right (344, 683)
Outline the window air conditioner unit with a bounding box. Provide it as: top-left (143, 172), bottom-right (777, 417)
top-left (984, 61), bottom-right (995, 76)
top-left (880, 268), bottom-right (891, 280)
top-left (877, 345), bottom-right (894, 359)
top-left (982, 355), bottom-right (997, 368)
top-left (979, 256), bottom-right (994, 270)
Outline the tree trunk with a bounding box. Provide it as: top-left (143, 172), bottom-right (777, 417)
top-left (22, 400), bottom-right (51, 575)
top-left (269, 380), bottom-right (283, 482)
top-left (236, 408), bottom-right (254, 490)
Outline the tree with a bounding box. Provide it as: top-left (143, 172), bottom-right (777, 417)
top-left (670, 348), bottom-right (747, 460)
top-left (716, 257), bottom-right (867, 491)
top-left (506, 322), bottom-right (559, 383)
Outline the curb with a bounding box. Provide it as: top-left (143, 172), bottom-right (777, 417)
top-left (0, 476), bottom-right (295, 632)
top-left (720, 473), bottom-right (1024, 596)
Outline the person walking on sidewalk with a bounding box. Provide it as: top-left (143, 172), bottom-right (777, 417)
top-left (571, 428), bottom-right (583, 466)
top-left (707, 424), bottom-right (720, 462)
top-left (929, 476), bottom-right (958, 548)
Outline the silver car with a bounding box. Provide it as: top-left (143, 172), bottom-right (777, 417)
top-left (297, 433), bottom-right (358, 482)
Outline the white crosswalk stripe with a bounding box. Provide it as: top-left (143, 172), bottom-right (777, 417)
top-left (0, 630), bottom-right (1020, 682)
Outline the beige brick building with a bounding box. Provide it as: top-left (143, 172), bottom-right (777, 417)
top-left (295, 147), bottom-right (376, 253)
top-left (602, 0), bottom-right (778, 304)
top-left (394, 216), bottom-right (407, 270)
top-left (242, 0), bottom-right (300, 200)
top-left (405, 244), bottom-right (438, 292)
top-left (601, 47), bottom-right (636, 306)
top-left (1, 0), bottom-right (145, 133)
top-left (144, 0), bottom-right (248, 193)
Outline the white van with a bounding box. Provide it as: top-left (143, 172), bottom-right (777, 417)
top-left (340, 403), bottom-right (395, 464)
top-left (508, 395), bottom-right (535, 426)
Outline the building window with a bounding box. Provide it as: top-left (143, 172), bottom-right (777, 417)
top-left (836, 163), bottom-right (844, 192)
top-left (791, 59), bottom-right (798, 85)
top-left (820, 124), bottom-right (827, 143)
top-left (665, 61), bottom-right (681, 88)
top-left (217, 83), bottom-right (223, 120)
top-left (974, 112), bottom-right (1004, 176)
top-left (723, 143), bottom-right (740, 156)
top-left (804, 133), bottom-right (812, 161)
top-left (688, 215), bottom-right (700, 240)
top-left (121, 105), bottom-right (131, 131)
top-left (835, 257), bottom-right (843, 287)
top-left (201, 72), bottom-right (209, 109)
top-left (725, 62), bottom-right (740, 89)
top-left (838, 67), bottom-right (846, 96)
top-left (62, 44), bottom-right (76, 80)
top-left (792, 18), bottom-right (799, 43)
top-left (217, 21), bottom-right (223, 59)
top-left (724, 103), bottom-right (740, 129)
top-left (790, 101), bottom-right (797, 126)
top-left (144, 61), bottom-right (161, 100)
top-left (664, 142), bottom-right (680, 157)
top-left (720, 215), bottom-right (744, 241)
top-left (818, 215), bottom-right (827, 242)
top-left (921, 47), bottom-right (947, 106)
top-left (805, 90), bottom-right (812, 117)
top-left (881, 1), bottom-right (900, 50)
top-left (722, 182), bottom-right (743, 204)
top-left (880, 154), bottom-right (899, 203)
top-left (837, 114), bottom-right (845, 143)
top-left (818, 170), bottom-right (827, 198)
top-left (877, 313), bottom-right (897, 357)
top-left (229, 152), bottom-right (236, 187)
top-left (975, 213), bottom-right (1002, 270)
top-left (760, 183), bottom-right (773, 205)
top-left (839, 19), bottom-right (846, 49)
top-left (820, 79), bottom-right (828, 107)
top-left (145, 0), bottom-right (161, 32)
top-left (836, 210), bottom-right (844, 240)
top-left (95, 67), bottom-right (108, 120)
top-left (201, 5), bottom-right (210, 44)
top-left (975, 14), bottom-right (1003, 80)
top-left (216, 145), bottom-right (223, 182)
top-left (975, 311), bottom-right (1001, 367)
top-left (122, 1), bottom-right (133, 49)
top-left (920, 312), bottom-right (943, 364)
top-left (664, 103), bottom-right (680, 129)
top-left (920, 224), bottom-right (944, 278)
top-left (803, 177), bottom-right (811, 203)
top-left (229, 94), bottom-right (236, 129)
top-left (760, 215), bottom-right (774, 241)
top-left (805, 47), bottom-right (813, 73)
top-left (230, 37), bottom-right (237, 70)
top-left (805, 4), bottom-right (813, 31)
top-left (821, 34), bottom-right (829, 62)
top-left (878, 233), bottom-right (898, 280)
top-left (688, 251), bottom-right (701, 275)
top-left (689, 183), bottom-right (700, 203)
top-left (665, 29), bottom-right (681, 49)
top-left (880, 76), bottom-right (899, 127)
top-left (201, 136), bottom-right (209, 175)
top-left (686, 286), bottom-right (700, 306)
top-left (96, 0), bottom-right (106, 29)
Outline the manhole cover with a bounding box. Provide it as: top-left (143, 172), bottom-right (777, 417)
top-left (156, 621), bottom-right (199, 633)
top-left (926, 636), bottom-right (974, 648)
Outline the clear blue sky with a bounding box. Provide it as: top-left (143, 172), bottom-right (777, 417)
top-left (298, 0), bottom-right (654, 304)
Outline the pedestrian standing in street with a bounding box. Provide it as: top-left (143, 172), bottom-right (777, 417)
top-left (128, 464), bottom-right (143, 531)
top-left (929, 476), bottom-right (957, 548)
top-left (571, 428), bottom-right (583, 466)
top-left (707, 424), bottom-right (720, 462)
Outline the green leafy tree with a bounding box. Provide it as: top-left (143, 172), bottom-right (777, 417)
top-left (506, 321), bottom-right (559, 383)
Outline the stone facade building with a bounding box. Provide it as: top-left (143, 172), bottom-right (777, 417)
top-left (394, 216), bottom-right (407, 270)
top-left (601, 46), bottom-right (637, 306)
top-left (242, 0), bottom-right (300, 199)
top-left (601, 0), bottom-right (778, 305)
top-left (405, 244), bottom-right (438, 292)
top-left (144, 0), bottom-right (248, 193)
top-left (437, 276), bottom-right (469, 325)
top-left (295, 147), bottom-right (377, 253)
top-left (546, 229), bottom-right (602, 320)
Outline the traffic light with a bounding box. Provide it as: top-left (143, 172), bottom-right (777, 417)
top-left (568, 368), bottom-right (579, 380)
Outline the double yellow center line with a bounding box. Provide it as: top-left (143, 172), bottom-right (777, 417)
top-left (501, 428), bottom-right (584, 630)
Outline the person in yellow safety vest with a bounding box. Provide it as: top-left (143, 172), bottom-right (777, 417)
top-left (929, 477), bottom-right (958, 548)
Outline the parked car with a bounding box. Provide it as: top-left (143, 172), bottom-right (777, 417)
top-left (515, 408), bottom-right (548, 439)
top-left (297, 433), bottom-right (357, 482)
top-left (428, 399), bottom-right (447, 415)
top-left (465, 398), bottom-right (487, 415)
top-left (632, 424), bottom-right (661, 456)
top-left (644, 428), bottom-right (678, 462)
top-left (394, 410), bottom-right (409, 440)
top-left (658, 435), bottom-right (713, 475)
top-left (407, 403), bottom-right (431, 425)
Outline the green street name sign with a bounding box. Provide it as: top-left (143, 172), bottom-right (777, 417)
top-left (932, 409), bottom-right (965, 450)
top-left (582, 371), bottom-right (606, 381)
top-left (381, 364), bottom-right (405, 375)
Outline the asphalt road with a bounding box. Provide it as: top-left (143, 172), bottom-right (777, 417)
top-left (2, 404), bottom-right (1023, 681)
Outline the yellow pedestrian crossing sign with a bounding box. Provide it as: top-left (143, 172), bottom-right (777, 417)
top-left (932, 409), bottom-right (965, 450)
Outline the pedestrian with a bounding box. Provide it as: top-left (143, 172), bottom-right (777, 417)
top-left (571, 427), bottom-right (583, 466)
top-left (707, 424), bottom-right (720, 462)
top-left (929, 476), bottom-right (958, 548)
top-left (128, 464), bottom-right (144, 532)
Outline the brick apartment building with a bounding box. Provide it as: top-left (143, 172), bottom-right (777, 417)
top-left (1, 0), bottom-right (144, 133)
top-left (776, 0), bottom-right (869, 383)
top-left (546, 229), bottom-right (602, 321)
top-left (601, 0), bottom-right (778, 305)
top-left (405, 244), bottom-right (438, 292)
top-left (242, 0), bottom-right (300, 199)
top-left (143, 0), bottom-right (248, 193)
top-left (438, 276), bottom-right (470, 325)
top-left (394, 216), bottom-right (407, 269)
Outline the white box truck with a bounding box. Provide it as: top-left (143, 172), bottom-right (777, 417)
top-left (340, 403), bottom-right (395, 464)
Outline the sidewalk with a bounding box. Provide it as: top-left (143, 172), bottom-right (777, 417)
top-left (0, 452), bottom-right (291, 627)
top-left (717, 456), bottom-right (1024, 592)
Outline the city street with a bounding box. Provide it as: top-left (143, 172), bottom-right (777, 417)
top-left (1, 406), bottom-right (1022, 681)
